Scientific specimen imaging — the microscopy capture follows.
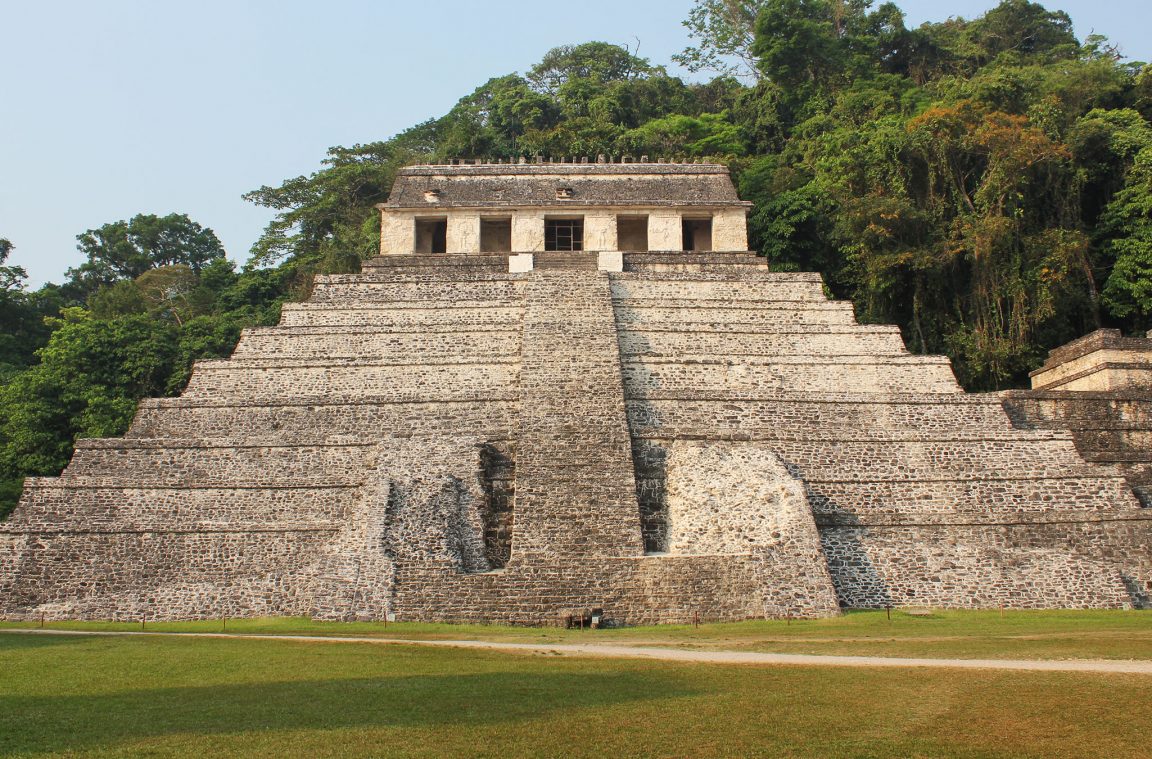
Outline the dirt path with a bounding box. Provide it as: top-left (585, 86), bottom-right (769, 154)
top-left (6, 628), bottom-right (1152, 674)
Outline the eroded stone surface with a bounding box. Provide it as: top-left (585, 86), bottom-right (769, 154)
top-left (2, 162), bottom-right (1150, 624)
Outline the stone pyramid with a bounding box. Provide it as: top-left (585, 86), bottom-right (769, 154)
top-left (2, 163), bottom-right (1148, 624)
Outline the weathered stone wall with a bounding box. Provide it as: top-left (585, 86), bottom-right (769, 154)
top-left (612, 263), bottom-right (1149, 610)
top-left (279, 303), bottom-right (523, 329)
top-left (231, 327), bottom-right (521, 361)
top-left (1004, 388), bottom-right (1152, 515)
top-left (182, 359), bottom-right (518, 401)
top-left (618, 328), bottom-right (907, 359)
top-left (654, 441), bottom-right (839, 619)
top-left (820, 524), bottom-right (1138, 609)
top-left (1029, 329), bottom-right (1152, 391)
top-left (3, 249), bottom-right (1150, 624)
top-left (128, 399), bottom-right (519, 442)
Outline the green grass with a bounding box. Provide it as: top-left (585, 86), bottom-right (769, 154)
top-left (4, 609), bottom-right (1152, 660)
top-left (2, 632), bottom-right (1151, 758)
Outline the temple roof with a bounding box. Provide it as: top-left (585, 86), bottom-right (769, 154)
top-left (380, 162), bottom-right (752, 210)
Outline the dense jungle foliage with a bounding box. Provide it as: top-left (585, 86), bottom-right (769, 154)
top-left (2, 0), bottom-right (1151, 517)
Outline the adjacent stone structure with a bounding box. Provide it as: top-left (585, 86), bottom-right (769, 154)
top-left (1, 161), bottom-right (1149, 625)
top-left (1005, 329), bottom-right (1152, 527)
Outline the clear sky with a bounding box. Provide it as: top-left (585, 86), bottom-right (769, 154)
top-left (3, 0), bottom-right (1150, 287)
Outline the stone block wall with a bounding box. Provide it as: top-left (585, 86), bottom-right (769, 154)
top-left (3, 250), bottom-right (1150, 624)
top-left (1004, 388), bottom-right (1152, 520)
top-left (612, 258), bottom-right (1150, 611)
top-left (1028, 329), bottom-right (1152, 391)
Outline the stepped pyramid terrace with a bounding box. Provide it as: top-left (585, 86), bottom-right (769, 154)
top-left (1, 159), bottom-right (1150, 625)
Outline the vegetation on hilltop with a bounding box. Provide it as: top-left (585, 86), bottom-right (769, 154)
top-left (2, 0), bottom-right (1151, 517)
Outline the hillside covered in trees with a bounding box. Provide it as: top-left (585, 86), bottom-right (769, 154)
top-left (2, 0), bottom-right (1151, 517)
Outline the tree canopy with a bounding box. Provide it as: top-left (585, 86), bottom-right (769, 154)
top-left (4, 0), bottom-right (1152, 517)
top-left (66, 213), bottom-right (226, 298)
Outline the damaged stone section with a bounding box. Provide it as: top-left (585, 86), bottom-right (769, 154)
top-left (632, 441), bottom-right (669, 553)
top-left (309, 473), bottom-right (395, 622)
top-left (380, 442), bottom-right (495, 575)
top-left (477, 443), bottom-right (515, 569)
top-left (658, 441), bottom-right (840, 617)
top-left (665, 443), bottom-right (808, 554)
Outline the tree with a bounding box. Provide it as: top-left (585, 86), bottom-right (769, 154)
top-left (967, 0), bottom-right (1078, 64)
top-left (244, 141), bottom-right (409, 270)
top-left (619, 111), bottom-right (746, 157)
top-left (0, 238), bottom-right (24, 292)
top-left (0, 308), bottom-right (181, 517)
top-left (674, 0), bottom-right (768, 80)
top-left (0, 239), bottom-right (33, 375)
top-left (0, 241), bottom-right (64, 376)
top-left (1102, 147), bottom-right (1152, 326)
top-left (526, 42), bottom-right (653, 94)
top-left (66, 213), bottom-right (225, 296)
top-left (751, 0), bottom-right (905, 112)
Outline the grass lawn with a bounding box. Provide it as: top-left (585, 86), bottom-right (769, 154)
top-left (3, 609), bottom-right (1152, 660)
top-left (2, 631), bottom-right (1152, 758)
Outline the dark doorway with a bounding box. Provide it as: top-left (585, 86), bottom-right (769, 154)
top-left (617, 215), bottom-right (649, 251)
top-left (415, 217), bottom-right (447, 254)
top-left (682, 218), bottom-right (713, 251)
top-left (480, 217), bottom-right (512, 252)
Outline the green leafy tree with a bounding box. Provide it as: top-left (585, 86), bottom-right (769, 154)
top-left (0, 239), bottom-right (32, 375)
top-left (527, 42), bottom-right (654, 94)
top-left (244, 141), bottom-right (411, 270)
top-left (1101, 147), bottom-right (1152, 326)
top-left (967, 0), bottom-right (1078, 64)
top-left (66, 213), bottom-right (226, 297)
top-left (0, 308), bottom-right (180, 517)
top-left (674, 0), bottom-right (768, 80)
top-left (619, 111), bottom-right (746, 157)
top-left (0, 240), bottom-right (63, 376)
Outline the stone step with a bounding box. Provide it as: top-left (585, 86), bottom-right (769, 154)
top-left (625, 396), bottom-right (1050, 439)
top-left (617, 328), bottom-right (908, 358)
top-left (182, 360), bottom-right (518, 402)
top-left (279, 303), bottom-right (522, 329)
top-left (611, 278), bottom-right (828, 301)
top-left (819, 528), bottom-right (1135, 610)
top-left (804, 475), bottom-right (1140, 517)
top-left (231, 328), bottom-right (521, 362)
top-left (621, 252), bottom-right (771, 273)
top-left (621, 357), bottom-right (961, 398)
top-left (6, 479), bottom-right (355, 531)
top-left (512, 271), bottom-right (644, 559)
top-left (614, 269), bottom-right (814, 283)
top-left (1067, 428), bottom-right (1152, 456)
top-left (127, 397), bottom-right (519, 441)
top-left (1002, 391), bottom-right (1152, 425)
top-left (309, 279), bottom-right (526, 304)
top-left (615, 303), bottom-right (858, 327)
top-left (363, 254), bottom-right (510, 271)
top-left (62, 439), bottom-right (376, 486)
top-left (532, 253), bottom-right (599, 271)
top-left (633, 438), bottom-right (1103, 481)
top-left (315, 272), bottom-right (526, 284)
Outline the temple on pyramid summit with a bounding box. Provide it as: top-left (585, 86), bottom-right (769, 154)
top-left (1, 159), bottom-right (1149, 625)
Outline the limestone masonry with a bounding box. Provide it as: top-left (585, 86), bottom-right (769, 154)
top-left (1, 161), bottom-right (1149, 624)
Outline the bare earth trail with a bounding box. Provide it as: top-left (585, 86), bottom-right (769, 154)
top-left (5, 628), bottom-right (1152, 674)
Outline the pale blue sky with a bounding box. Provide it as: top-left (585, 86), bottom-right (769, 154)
top-left (3, 0), bottom-right (1150, 287)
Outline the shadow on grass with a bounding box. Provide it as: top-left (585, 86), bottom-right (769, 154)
top-left (0, 632), bottom-right (95, 652)
top-left (0, 669), bottom-right (700, 756)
